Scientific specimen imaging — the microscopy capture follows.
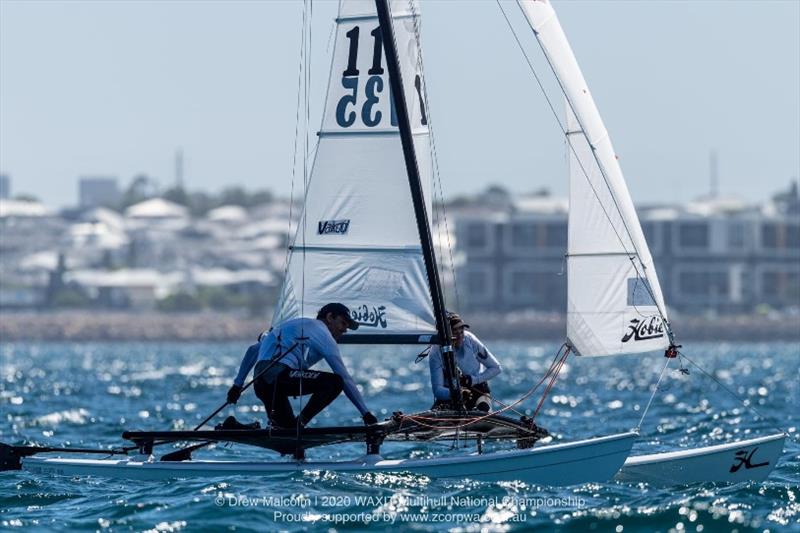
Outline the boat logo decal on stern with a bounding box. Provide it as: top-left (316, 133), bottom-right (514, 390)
top-left (729, 447), bottom-right (770, 473)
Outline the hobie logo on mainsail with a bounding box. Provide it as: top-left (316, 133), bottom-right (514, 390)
top-left (621, 316), bottom-right (664, 343)
top-left (318, 219), bottom-right (350, 235)
top-left (351, 305), bottom-right (387, 328)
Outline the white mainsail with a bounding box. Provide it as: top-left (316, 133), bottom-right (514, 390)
top-left (518, 0), bottom-right (669, 356)
top-left (274, 0), bottom-right (437, 343)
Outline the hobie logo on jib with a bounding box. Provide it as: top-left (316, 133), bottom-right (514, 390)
top-left (621, 316), bottom-right (664, 343)
top-left (318, 219), bottom-right (350, 235)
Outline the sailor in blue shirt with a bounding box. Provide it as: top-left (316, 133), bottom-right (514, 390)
top-left (227, 303), bottom-right (378, 428)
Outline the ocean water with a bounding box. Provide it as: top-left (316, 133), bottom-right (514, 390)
top-left (1, 341), bottom-right (798, 532)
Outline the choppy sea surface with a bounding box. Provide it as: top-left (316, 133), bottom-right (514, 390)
top-left (1, 341), bottom-right (798, 532)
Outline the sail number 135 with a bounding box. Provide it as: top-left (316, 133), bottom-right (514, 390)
top-left (335, 25), bottom-right (427, 129)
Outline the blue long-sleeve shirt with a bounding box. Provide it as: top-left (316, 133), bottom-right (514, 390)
top-left (233, 342), bottom-right (261, 386)
top-left (232, 318), bottom-right (369, 416)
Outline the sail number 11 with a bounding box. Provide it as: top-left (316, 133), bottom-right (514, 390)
top-left (335, 25), bottom-right (427, 129)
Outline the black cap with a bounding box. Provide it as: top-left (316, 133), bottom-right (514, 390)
top-left (448, 312), bottom-right (469, 330)
top-left (317, 302), bottom-right (359, 330)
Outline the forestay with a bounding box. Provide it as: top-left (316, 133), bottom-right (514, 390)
top-left (274, 0), bottom-right (437, 343)
top-left (518, 0), bottom-right (669, 356)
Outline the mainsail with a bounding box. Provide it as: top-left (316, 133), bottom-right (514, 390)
top-left (274, 0), bottom-right (437, 343)
top-left (518, 0), bottom-right (669, 356)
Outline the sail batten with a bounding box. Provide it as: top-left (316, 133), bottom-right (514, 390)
top-left (567, 252), bottom-right (638, 258)
top-left (317, 130), bottom-right (401, 137)
top-left (518, 0), bottom-right (670, 356)
top-left (337, 13), bottom-right (417, 23)
top-left (291, 245), bottom-right (423, 253)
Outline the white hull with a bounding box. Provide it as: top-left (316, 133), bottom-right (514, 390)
top-left (616, 433), bottom-right (786, 485)
top-left (22, 431), bottom-right (636, 485)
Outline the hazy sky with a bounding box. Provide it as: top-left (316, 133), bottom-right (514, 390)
top-left (1, 0), bottom-right (798, 208)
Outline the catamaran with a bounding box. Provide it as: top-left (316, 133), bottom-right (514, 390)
top-left (2, 0), bottom-right (785, 484)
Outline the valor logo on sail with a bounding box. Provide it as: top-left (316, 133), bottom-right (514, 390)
top-left (318, 219), bottom-right (351, 235)
top-left (351, 305), bottom-right (387, 328)
top-left (621, 316), bottom-right (664, 343)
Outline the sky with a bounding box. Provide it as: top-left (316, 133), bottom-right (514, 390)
top-left (1, 0), bottom-right (798, 209)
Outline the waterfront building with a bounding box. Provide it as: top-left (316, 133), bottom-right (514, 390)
top-left (79, 176), bottom-right (120, 208)
top-left (456, 187), bottom-right (800, 314)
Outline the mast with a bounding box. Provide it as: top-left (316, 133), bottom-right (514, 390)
top-left (374, 0), bottom-right (461, 407)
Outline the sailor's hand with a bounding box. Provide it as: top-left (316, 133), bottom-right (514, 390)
top-left (227, 384), bottom-right (243, 404)
top-left (460, 388), bottom-right (472, 402)
top-left (362, 412), bottom-right (378, 425)
top-left (459, 375), bottom-right (473, 388)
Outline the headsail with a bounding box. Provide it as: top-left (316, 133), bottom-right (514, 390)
top-left (274, 0), bottom-right (437, 344)
top-left (518, 0), bottom-right (669, 356)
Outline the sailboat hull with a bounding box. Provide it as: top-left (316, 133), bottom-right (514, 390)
top-left (616, 433), bottom-right (786, 485)
top-left (21, 431), bottom-right (636, 485)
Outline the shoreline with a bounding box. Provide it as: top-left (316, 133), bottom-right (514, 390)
top-left (1, 310), bottom-right (798, 342)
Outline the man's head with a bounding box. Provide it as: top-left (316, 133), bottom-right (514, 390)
top-left (317, 303), bottom-right (359, 341)
top-left (448, 312), bottom-right (469, 348)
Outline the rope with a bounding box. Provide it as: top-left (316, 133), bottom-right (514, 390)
top-left (399, 344), bottom-right (569, 432)
top-left (635, 356), bottom-right (671, 431)
top-left (531, 345), bottom-right (570, 421)
top-left (489, 393), bottom-right (528, 419)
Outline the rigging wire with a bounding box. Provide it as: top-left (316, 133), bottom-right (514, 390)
top-left (280, 0), bottom-right (314, 298)
top-left (300, 0), bottom-right (311, 326)
top-left (531, 9), bottom-right (666, 322)
top-left (494, 1), bottom-right (631, 260)
top-left (297, 0), bottom-right (313, 439)
top-left (678, 350), bottom-right (790, 436)
top-left (635, 356), bottom-right (671, 432)
top-left (495, 0), bottom-right (667, 325)
top-left (406, 0), bottom-right (461, 312)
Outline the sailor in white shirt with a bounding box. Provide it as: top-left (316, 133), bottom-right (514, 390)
top-left (428, 313), bottom-right (502, 412)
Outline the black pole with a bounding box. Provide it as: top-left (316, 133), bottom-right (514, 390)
top-left (374, 0), bottom-right (461, 409)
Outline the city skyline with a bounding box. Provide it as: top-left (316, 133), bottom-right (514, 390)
top-left (1, 0), bottom-right (798, 208)
top-left (1, 167), bottom-right (797, 212)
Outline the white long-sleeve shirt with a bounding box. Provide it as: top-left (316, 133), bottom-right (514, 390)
top-left (232, 317), bottom-right (369, 415)
top-left (428, 330), bottom-right (502, 401)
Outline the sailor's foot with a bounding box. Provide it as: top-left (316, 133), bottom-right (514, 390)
top-left (214, 416), bottom-right (261, 431)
